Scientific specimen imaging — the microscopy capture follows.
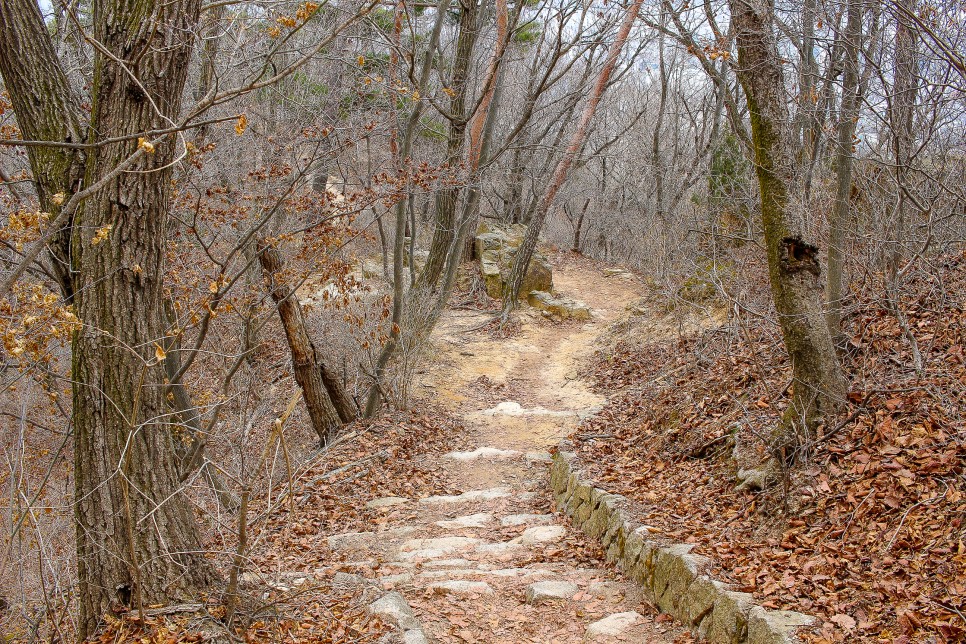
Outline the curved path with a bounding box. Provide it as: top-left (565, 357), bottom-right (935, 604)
top-left (334, 257), bottom-right (688, 643)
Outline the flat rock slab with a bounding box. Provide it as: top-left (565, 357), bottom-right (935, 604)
top-left (403, 631), bottom-right (429, 644)
top-left (419, 487), bottom-right (511, 505)
top-left (400, 536), bottom-right (482, 554)
top-left (520, 525), bottom-right (568, 545)
top-left (501, 513), bottom-right (554, 527)
top-left (443, 447), bottom-right (521, 461)
top-left (435, 513), bottom-right (493, 529)
top-left (525, 451), bottom-right (554, 464)
top-left (422, 558), bottom-right (474, 569)
top-left (366, 496), bottom-right (410, 509)
top-left (419, 567), bottom-right (549, 581)
top-left (480, 401), bottom-right (574, 417)
top-left (525, 580), bottom-right (579, 605)
top-left (584, 612), bottom-right (643, 642)
top-left (378, 573), bottom-right (413, 588)
top-left (395, 548), bottom-right (448, 561)
top-left (475, 541), bottom-right (526, 558)
top-left (428, 580), bottom-right (494, 596)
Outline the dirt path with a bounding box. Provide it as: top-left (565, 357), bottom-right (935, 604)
top-left (331, 257), bottom-right (688, 643)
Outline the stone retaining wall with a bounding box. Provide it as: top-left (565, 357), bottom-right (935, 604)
top-left (550, 451), bottom-right (815, 644)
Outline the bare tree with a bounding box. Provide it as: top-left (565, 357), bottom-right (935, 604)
top-left (727, 0), bottom-right (846, 446)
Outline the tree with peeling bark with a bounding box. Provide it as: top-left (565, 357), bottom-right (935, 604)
top-left (501, 0), bottom-right (646, 313)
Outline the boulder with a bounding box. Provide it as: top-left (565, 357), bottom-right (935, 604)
top-left (475, 225), bottom-right (553, 299)
top-left (527, 290), bottom-right (592, 320)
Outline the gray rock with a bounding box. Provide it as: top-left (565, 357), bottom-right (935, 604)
top-left (443, 447), bottom-right (521, 461)
top-left (682, 575), bottom-right (728, 627)
top-left (403, 630), bottom-right (429, 644)
top-left (519, 525), bottom-right (567, 545)
top-left (702, 590), bottom-right (755, 642)
top-left (418, 487), bottom-right (510, 505)
top-left (527, 290), bottom-right (592, 320)
top-left (747, 607), bottom-right (816, 644)
top-left (435, 513), bottom-right (493, 529)
top-left (653, 544), bottom-right (709, 619)
top-left (395, 548), bottom-right (448, 561)
top-left (525, 451), bottom-right (554, 465)
top-left (369, 592), bottom-right (420, 631)
top-left (525, 580), bottom-right (579, 605)
top-left (587, 581), bottom-right (624, 602)
top-left (500, 513), bottom-right (554, 527)
top-left (427, 580), bottom-right (494, 596)
top-left (399, 536), bottom-right (482, 555)
top-left (475, 225), bottom-right (553, 299)
top-left (422, 558), bottom-right (474, 568)
top-left (475, 541), bottom-right (525, 558)
top-left (736, 468), bottom-right (771, 491)
top-left (378, 573), bottom-right (413, 588)
top-left (584, 612), bottom-right (643, 641)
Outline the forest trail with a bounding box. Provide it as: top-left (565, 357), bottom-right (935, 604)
top-left (332, 257), bottom-right (689, 643)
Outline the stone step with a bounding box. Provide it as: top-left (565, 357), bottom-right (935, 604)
top-left (525, 580), bottom-right (579, 605)
top-left (427, 580), bottom-right (494, 596)
top-left (418, 487), bottom-right (511, 505)
top-left (434, 513), bottom-right (493, 529)
top-left (584, 612), bottom-right (646, 643)
top-left (443, 447), bottom-right (522, 461)
top-left (500, 513), bottom-right (555, 527)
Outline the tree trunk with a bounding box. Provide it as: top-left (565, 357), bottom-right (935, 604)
top-left (0, 0), bottom-right (86, 301)
top-left (258, 242), bottom-right (355, 442)
top-left (729, 0), bottom-right (846, 446)
top-left (419, 0), bottom-right (478, 288)
top-left (826, 0), bottom-right (863, 342)
top-left (69, 0), bottom-right (215, 635)
top-left (364, 0), bottom-right (452, 415)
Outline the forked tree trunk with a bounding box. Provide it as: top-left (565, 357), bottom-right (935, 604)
top-left (729, 0), bottom-right (846, 445)
top-left (258, 242), bottom-right (356, 442)
top-left (68, 0), bottom-right (215, 635)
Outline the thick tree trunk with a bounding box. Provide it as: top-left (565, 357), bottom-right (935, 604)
top-left (419, 0), bottom-right (478, 289)
top-left (69, 1), bottom-right (214, 635)
top-left (826, 0), bottom-right (863, 342)
top-left (258, 242), bottom-right (355, 442)
top-left (0, 0), bottom-right (86, 301)
top-left (729, 0), bottom-right (846, 445)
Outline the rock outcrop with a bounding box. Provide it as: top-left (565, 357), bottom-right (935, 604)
top-left (527, 290), bottom-right (592, 320)
top-left (475, 223), bottom-right (552, 299)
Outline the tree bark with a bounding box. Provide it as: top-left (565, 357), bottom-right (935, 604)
top-left (0, 0), bottom-right (86, 301)
top-left (826, 0), bottom-right (863, 342)
top-left (419, 0), bottom-right (478, 288)
top-left (258, 241), bottom-right (356, 442)
top-left (68, 0), bottom-right (216, 635)
top-left (729, 0), bottom-right (846, 445)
